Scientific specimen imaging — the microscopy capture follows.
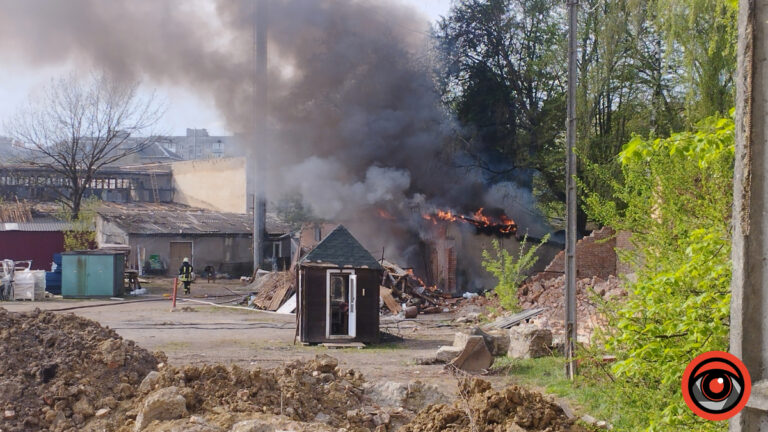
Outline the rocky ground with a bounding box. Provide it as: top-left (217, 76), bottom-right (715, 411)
top-left (0, 307), bottom-right (588, 432)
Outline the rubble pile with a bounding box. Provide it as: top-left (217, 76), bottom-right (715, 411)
top-left (380, 260), bottom-right (458, 316)
top-left (517, 275), bottom-right (626, 338)
top-left (122, 354), bottom-right (416, 431)
top-left (401, 378), bottom-right (586, 432)
top-left (0, 308), bottom-right (160, 432)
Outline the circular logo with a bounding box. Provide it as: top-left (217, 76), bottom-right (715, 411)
top-left (682, 351), bottom-right (751, 421)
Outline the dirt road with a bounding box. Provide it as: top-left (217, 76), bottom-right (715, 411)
top-left (1, 279), bottom-right (512, 395)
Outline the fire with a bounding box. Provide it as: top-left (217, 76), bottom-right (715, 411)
top-left (422, 207), bottom-right (517, 235)
top-left (436, 209), bottom-right (459, 222)
top-left (377, 208), bottom-right (395, 220)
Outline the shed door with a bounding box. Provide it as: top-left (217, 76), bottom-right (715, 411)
top-left (348, 274), bottom-right (357, 338)
top-left (169, 241), bottom-right (193, 274)
top-left (326, 269), bottom-right (355, 338)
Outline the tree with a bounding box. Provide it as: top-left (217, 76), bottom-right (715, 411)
top-left (434, 0), bottom-right (567, 198)
top-left (583, 115), bottom-right (734, 430)
top-left (647, 0), bottom-right (737, 121)
top-left (481, 233), bottom-right (550, 311)
top-left (5, 73), bottom-right (164, 219)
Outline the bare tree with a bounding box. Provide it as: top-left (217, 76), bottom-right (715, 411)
top-left (5, 73), bottom-right (165, 219)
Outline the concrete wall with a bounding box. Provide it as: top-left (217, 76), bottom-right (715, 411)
top-left (432, 224), bottom-right (561, 294)
top-left (96, 217), bottom-right (253, 276)
top-left (731, 0), bottom-right (768, 427)
top-left (171, 157), bottom-right (247, 213)
top-left (128, 234), bottom-right (253, 277)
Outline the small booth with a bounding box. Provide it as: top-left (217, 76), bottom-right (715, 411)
top-left (297, 225), bottom-right (383, 344)
top-left (61, 250), bottom-right (125, 298)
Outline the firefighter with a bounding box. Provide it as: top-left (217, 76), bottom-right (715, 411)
top-left (179, 257), bottom-right (194, 295)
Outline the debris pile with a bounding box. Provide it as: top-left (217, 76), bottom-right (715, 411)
top-left (244, 271), bottom-right (295, 311)
top-left (0, 308), bottom-right (160, 432)
top-left (401, 378), bottom-right (586, 432)
top-left (380, 260), bottom-right (457, 316)
top-left (122, 354), bottom-right (421, 431)
top-left (517, 275), bottom-right (626, 338)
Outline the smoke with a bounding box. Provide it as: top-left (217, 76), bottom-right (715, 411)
top-left (0, 0), bottom-right (554, 271)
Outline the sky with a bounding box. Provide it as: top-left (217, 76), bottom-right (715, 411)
top-left (0, 0), bottom-right (452, 137)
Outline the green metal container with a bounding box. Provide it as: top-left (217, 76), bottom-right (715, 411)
top-left (61, 251), bottom-right (125, 298)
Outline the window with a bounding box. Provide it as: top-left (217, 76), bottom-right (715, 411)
top-left (330, 276), bottom-right (346, 302)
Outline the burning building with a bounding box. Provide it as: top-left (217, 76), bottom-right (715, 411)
top-left (415, 207), bottom-right (560, 295)
top-left (0, 0), bottom-right (563, 292)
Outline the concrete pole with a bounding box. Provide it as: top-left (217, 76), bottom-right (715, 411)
top-left (252, 0), bottom-right (267, 273)
top-left (564, 0), bottom-right (579, 380)
top-left (731, 0), bottom-right (768, 429)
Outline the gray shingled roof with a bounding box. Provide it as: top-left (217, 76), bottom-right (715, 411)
top-left (300, 225), bottom-right (383, 269)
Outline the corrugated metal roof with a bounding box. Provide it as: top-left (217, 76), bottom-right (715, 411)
top-left (97, 202), bottom-right (291, 235)
top-left (0, 220), bottom-right (74, 232)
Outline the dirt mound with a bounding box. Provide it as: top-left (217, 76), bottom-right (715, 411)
top-left (122, 354), bottom-right (412, 431)
top-left (0, 307), bottom-right (160, 431)
top-left (401, 378), bottom-right (586, 432)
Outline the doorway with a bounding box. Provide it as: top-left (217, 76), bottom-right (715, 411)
top-left (169, 241), bottom-right (193, 275)
top-left (326, 270), bottom-right (357, 338)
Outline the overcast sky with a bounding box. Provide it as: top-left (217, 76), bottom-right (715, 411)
top-left (0, 0), bottom-right (451, 137)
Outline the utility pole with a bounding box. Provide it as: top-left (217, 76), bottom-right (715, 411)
top-left (564, 0), bottom-right (578, 380)
top-left (730, 0), bottom-right (768, 429)
top-left (252, 0), bottom-right (267, 274)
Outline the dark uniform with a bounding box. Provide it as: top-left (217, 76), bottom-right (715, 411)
top-left (179, 261), bottom-right (194, 294)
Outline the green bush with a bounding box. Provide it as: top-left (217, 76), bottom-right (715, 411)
top-left (482, 233), bottom-right (550, 312)
top-left (57, 197), bottom-right (99, 251)
top-left (583, 114), bottom-right (734, 431)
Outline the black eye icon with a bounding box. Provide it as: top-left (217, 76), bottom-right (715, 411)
top-left (688, 358), bottom-right (745, 414)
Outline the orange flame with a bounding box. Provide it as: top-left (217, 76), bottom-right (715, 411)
top-left (422, 207), bottom-right (517, 235)
top-left (377, 208), bottom-right (395, 220)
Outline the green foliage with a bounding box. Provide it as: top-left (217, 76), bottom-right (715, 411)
top-left (435, 0), bottom-right (737, 227)
top-left (649, 0), bottom-right (737, 120)
top-left (57, 197), bottom-right (99, 251)
top-left (482, 233), bottom-right (550, 311)
top-left (583, 115), bottom-right (734, 431)
top-left (434, 0), bottom-right (567, 207)
top-left (495, 356), bottom-right (653, 430)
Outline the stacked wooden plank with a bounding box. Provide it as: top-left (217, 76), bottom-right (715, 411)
top-left (249, 271), bottom-right (295, 311)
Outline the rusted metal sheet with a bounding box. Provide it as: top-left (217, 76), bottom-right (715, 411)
top-left (0, 231), bottom-right (64, 270)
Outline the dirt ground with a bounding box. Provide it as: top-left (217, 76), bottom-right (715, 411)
top-left (1, 277), bottom-right (516, 396)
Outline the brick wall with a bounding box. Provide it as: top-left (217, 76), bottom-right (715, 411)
top-left (535, 226), bottom-right (618, 281)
